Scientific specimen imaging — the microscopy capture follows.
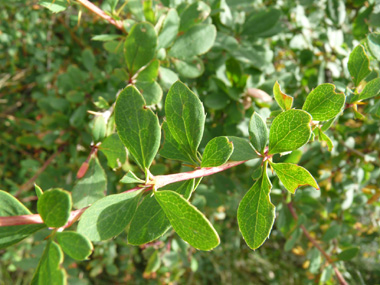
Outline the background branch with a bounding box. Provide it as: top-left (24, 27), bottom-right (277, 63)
top-left (287, 202), bottom-right (348, 285)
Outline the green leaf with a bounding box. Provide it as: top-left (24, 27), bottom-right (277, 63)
top-left (242, 8), bottom-right (282, 38)
top-left (302, 84), bottom-right (345, 121)
top-left (321, 117), bottom-right (337, 132)
top-left (124, 22), bottom-right (157, 75)
top-left (82, 49), bottom-right (96, 72)
top-left (128, 180), bottom-right (195, 245)
top-left (368, 33), bottom-right (380, 60)
top-left (318, 129), bottom-right (334, 151)
top-left (353, 5), bottom-right (373, 39)
top-left (56, 231), bottom-right (93, 260)
top-left (201, 137), bottom-right (233, 168)
top-left (270, 163), bottom-right (319, 194)
top-left (268, 110), bottom-right (312, 155)
top-left (136, 59), bottom-right (159, 81)
top-left (35, 184), bottom-right (43, 198)
top-left (348, 45), bottom-right (371, 87)
top-left (31, 241), bottom-right (66, 285)
top-left (284, 227), bottom-right (302, 251)
top-left (160, 121), bottom-right (196, 165)
top-left (37, 189), bottom-right (72, 228)
top-left (158, 9), bottom-right (180, 49)
top-left (134, 60), bottom-right (163, 105)
top-left (322, 224), bottom-right (341, 242)
top-left (326, 0), bottom-right (346, 26)
top-left (72, 157), bottom-right (107, 209)
top-left (135, 81), bottom-right (163, 105)
top-left (99, 133), bottom-right (127, 169)
top-left (155, 190), bottom-right (219, 251)
top-left (179, 1), bottom-right (211, 32)
top-left (144, 251), bottom-right (161, 274)
top-left (70, 105), bottom-right (87, 128)
top-left (165, 81), bottom-right (205, 161)
top-left (39, 0), bottom-right (68, 13)
top-left (159, 67), bottom-right (179, 90)
top-left (168, 24), bottom-right (216, 60)
top-left (227, 137), bottom-right (260, 161)
top-left (92, 34), bottom-right (123, 41)
top-left (92, 116), bottom-right (107, 142)
top-left (143, 0), bottom-right (155, 23)
top-left (115, 85), bottom-right (161, 171)
top-left (237, 166), bottom-right (275, 250)
top-left (368, 99), bottom-right (380, 117)
top-left (225, 58), bottom-right (247, 88)
top-left (284, 150), bottom-right (303, 164)
top-left (0, 224), bottom-right (46, 250)
top-left (77, 190), bottom-right (142, 241)
top-left (273, 81), bottom-right (293, 111)
top-left (351, 78), bottom-right (380, 103)
top-left (337, 247), bottom-right (360, 261)
top-left (120, 170), bottom-right (144, 184)
top-left (0, 191), bottom-right (46, 249)
top-left (249, 112), bottom-right (268, 154)
top-left (173, 57), bottom-right (205, 79)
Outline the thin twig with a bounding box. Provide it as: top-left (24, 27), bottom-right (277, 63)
top-left (153, 161), bottom-right (247, 189)
top-left (76, 0), bottom-right (125, 32)
top-left (287, 202), bottom-right (348, 285)
top-left (0, 208), bottom-right (87, 228)
top-left (14, 145), bottom-right (65, 197)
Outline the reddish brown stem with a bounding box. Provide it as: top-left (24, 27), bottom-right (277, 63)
top-left (287, 202), bottom-right (348, 285)
top-left (76, 0), bottom-right (125, 32)
top-left (1, 160), bottom-right (248, 227)
top-left (0, 208), bottom-right (88, 228)
top-left (153, 161), bottom-right (247, 189)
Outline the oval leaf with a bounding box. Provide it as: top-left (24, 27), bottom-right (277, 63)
top-left (115, 85), bottom-right (161, 171)
top-left (337, 247), bottom-right (360, 261)
top-left (160, 121), bottom-right (196, 165)
top-left (37, 188), bottom-right (72, 228)
top-left (168, 24), bottom-right (217, 59)
top-left (242, 8), bottom-right (282, 38)
top-left (56, 231), bottom-right (93, 260)
top-left (179, 1), bottom-right (211, 32)
top-left (249, 112), bottom-right (268, 154)
top-left (173, 57), bottom-right (205, 79)
top-left (158, 9), bottom-right (179, 49)
top-left (268, 110), bottom-right (312, 155)
top-left (270, 162), bottom-right (319, 194)
top-left (72, 157), bottom-right (107, 209)
top-left (237, 166), bottom-right (275, 250)
top-left (120, 170), bottom-right (144, 184)
top-left (31, 241), bottom-right (65, 284)
top-left (351, 77), bottom-right (380, 102)
top-left (77, 190), bottom-right (142, 241)
top-left (165, 81), bottom-right (205, 162)
top-left (368, 33), bottom-right (380, 60)
top-left (127, 180), bottom-right (194, 245)
top-left (201, 137), bottom-right (234, 168)
top-left (302, 84), bottom-right (345, 121)
top-left (273, 81), bottom-right (293, 111)
top-left (155, 190), bottom-right (219, 251)
top-left (348, 45), bottom-right (371, 87)
top-left (99, 133), bottom-right (127, 169)
top-left (227, 136), bottom-right (260, 161)
top-left (124, 22), bottom-right (157, 75)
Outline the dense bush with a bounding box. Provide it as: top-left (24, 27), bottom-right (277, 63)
top-left (1, 0), bottom-right (380, 284)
